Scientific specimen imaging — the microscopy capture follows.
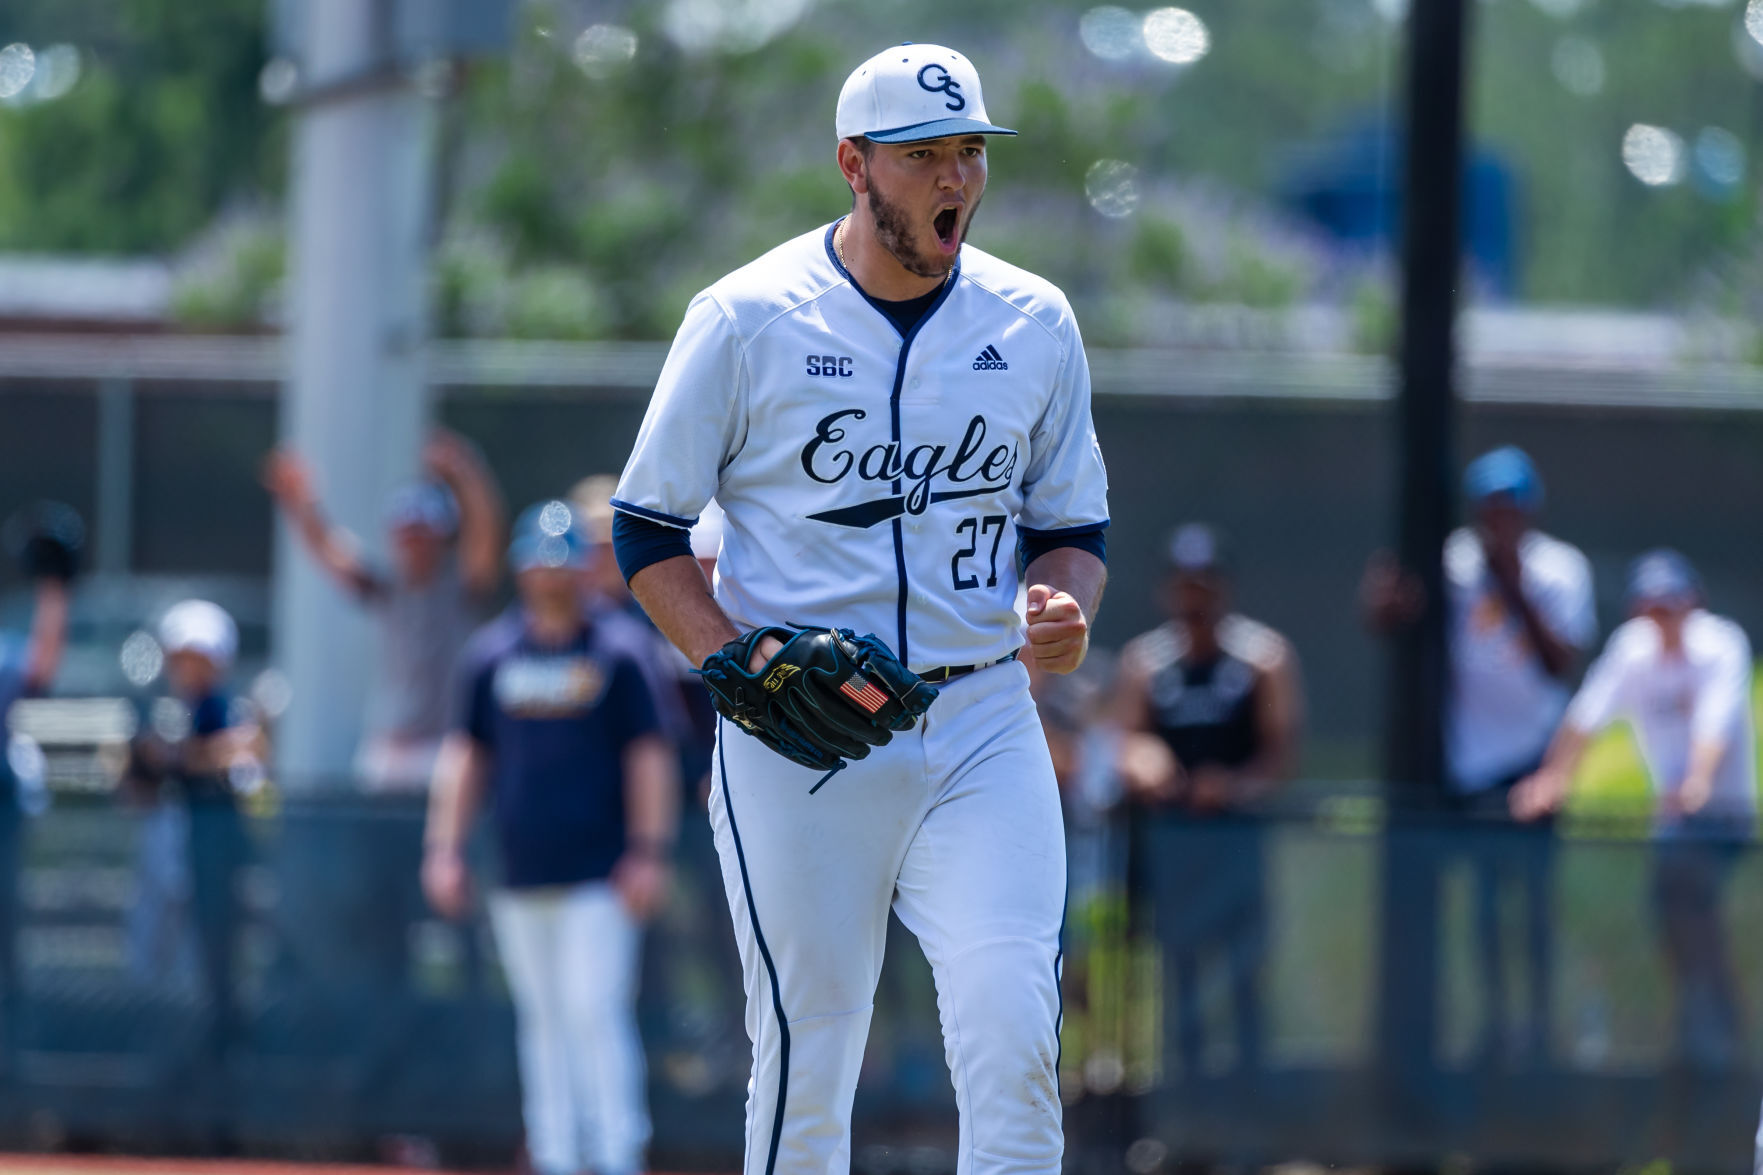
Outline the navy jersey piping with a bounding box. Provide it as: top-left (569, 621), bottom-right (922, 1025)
top-left (718, 725), bottom-right (790, 1175)
top-left (1018, 520), bottom-right (1110, 539)
top-left (1054, 899), bottom-right (1067, 1078)
top-left (823, 219), bottom-right (963, 663)
top-left (609, 497), bottom-right (697, 529)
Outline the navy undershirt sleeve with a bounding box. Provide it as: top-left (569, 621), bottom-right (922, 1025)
top-left (613, 509), bottom-right (695, 584)
top-left (1017, 524), bottom-right (1108, 575)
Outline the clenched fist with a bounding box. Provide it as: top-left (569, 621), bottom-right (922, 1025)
top-left (1025, 583), bottom-right (1090, 675)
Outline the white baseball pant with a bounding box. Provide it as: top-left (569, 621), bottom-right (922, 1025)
top-left (708, 659), bottom-right (1066, 1175)
top-left (489, 880), bottom-right (649, 1175)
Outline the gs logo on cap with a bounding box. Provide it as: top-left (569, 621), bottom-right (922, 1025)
top-left (917, 64), bottom-right (966, 112)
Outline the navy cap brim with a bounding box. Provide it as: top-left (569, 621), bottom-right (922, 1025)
top-left (863, 118), bottom-right (1018, 143)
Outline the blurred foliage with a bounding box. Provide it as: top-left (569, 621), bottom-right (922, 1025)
top-left (2, 0), bottom-right (1762, 338)
top-left (168, 218), bottom-right (285, 329)
top-left (1467, 0), bottom-right (1762, 308)
top-left (0, 0), bottom-right (282, 253)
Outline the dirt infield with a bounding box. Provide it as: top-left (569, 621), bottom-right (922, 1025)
top-left (0, 1159), bottom-right (456, 1175)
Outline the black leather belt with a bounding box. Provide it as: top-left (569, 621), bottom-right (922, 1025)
top-left (919, 648), bottom-right (1020, 684)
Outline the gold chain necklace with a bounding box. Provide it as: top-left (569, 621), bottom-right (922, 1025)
top-left (835, 218), bottom-right (848, 268)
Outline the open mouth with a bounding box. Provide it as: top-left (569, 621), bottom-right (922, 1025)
top-left (933, 205), bottom-right (960, 250)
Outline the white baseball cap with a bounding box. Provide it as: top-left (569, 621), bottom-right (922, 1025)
top-left (836, 43), bottom-right (1017, 145)
top-left (159, 599), bottom-right (239, 670)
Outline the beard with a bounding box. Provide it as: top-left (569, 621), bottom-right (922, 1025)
top-left (864, 173), bottom-right (982, 280)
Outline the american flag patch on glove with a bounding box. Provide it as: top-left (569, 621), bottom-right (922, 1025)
top-left (839, 674), bottom-right (889, 714)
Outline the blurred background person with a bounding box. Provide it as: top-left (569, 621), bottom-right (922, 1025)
top-left (263, 429), bottom-right (506, 792)
top-left (423, 500), bottom-right (679, 1175)
top-left (1115, 524), bottom-right (1303, 1076)
top-left (1364, 445), bottom-right (1594, 1066)
top-left (571, 473), bottom-right (690, 732)
top-left (262, 429), bottom-right (504, 1001)
top-left (0, 502), bottom-right (78, 1081)
top-left (121, 600), bottom-right (261, 1074)
top-left (1513, 549), bottom-right (1754, 1069)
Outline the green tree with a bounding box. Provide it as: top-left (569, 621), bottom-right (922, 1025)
top-left (0, 0), bottom-right (282, 253)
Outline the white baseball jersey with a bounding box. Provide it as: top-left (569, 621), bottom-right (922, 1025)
top-left (612, 223), bottom-right (1109, 671)
top-left (616, 221), bottom-right (1103, 1174)
top-left (1444, 527), bottom-right (1597, 791)
top-left (1565, 610), bottom-right (1756, 833)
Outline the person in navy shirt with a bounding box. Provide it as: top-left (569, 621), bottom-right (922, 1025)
top-left (422, 500), bottom-right (678, 1175)
top-left (0, 546), bottom-right (71, 1081)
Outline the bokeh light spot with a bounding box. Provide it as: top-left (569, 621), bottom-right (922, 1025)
top-left (29, 44), bottom-right (78, 101)
top-left (120, 630), bottom-right (165, 689)
top-left (1551, 36), bottom-right (1605, 96)
top-left (1747, 0), bottom-right (1763, 44)
top-left (252, 669), bottom-right (294, 720)
top-left (662, 0), bottom-right (814, 56)
top-left (1080, 7), bottom-right (1143, 61)
top-left (573, 24), bottom-right (639, 79)
top-left (259, 58), bottom-right (298, 104)
top-left (1143, 8), bottom-right (1211, 65)
top-left (1694, 126), bottom-right (1745, 188)
top-left (1622, 124), bottom-right (1685, 187)
top-left (538, 500), bottom-right (574, 536)
top-left (0, 44), bottom-right (36, 100)
top-left (1086, 159), bottom-right (1141, 218)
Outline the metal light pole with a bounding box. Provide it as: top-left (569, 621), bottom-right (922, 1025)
top-left (1377, 0), bottom-right (1471, 1115)
top-left (273, 0), bottom-right (437, 790)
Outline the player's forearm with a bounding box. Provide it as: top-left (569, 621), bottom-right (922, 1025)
top-left (1506, 588), bottom-right (1576, 679)
top-left (424, 735), bottom-right (487, 853)
top-left (629, 554), bottom-right (741, 667)
top-left (1683, 738), bottom-right (1726, 794)
top-left (1539, 723), bottom-right (1591, 784)
top-left (279, 497), bottom-right (371, 591)
top-left (1024, 548), bottom-right (1107, 623)
top-left (442, 458), bottom-right (506, 595)
top-left (623, 734), bottom-right (681, 855)
top-left (1241, 657), bottom-right (1302, 798)
top-left (1235, 739), bottom-right (1296, 802)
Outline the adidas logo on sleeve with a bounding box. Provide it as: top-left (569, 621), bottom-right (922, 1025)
top-left (971, 344), bottom-right (1009, 371)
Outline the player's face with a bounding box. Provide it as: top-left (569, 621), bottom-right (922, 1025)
top-left (517, 565), bottom-right (585, 615)
top-left (1639, 600), bottom-right (1691, 648)
top-left (1473, 496), bottom-right (1528, 555)
top-left (1170, 572), bottom-right (1227, 629)
top-left (165, 649), bottom-right (221, 699)
top-left (861, 136), bottom-right (988, 279)
top-left (391, 522), bottom-right (447, 580)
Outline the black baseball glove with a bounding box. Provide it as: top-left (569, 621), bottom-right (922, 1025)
top-left (3, 501), bottom-right (85, 583)
top-left (700, 626), bottom-right (939, 781)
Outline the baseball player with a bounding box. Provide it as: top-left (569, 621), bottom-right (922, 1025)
top-left (1115, 524), bottom-right (1303, 1076)
top-left (1512, 549), bottom-right (1754, 1067)
top-left (1363, 445), bottom-right (1594, 1064)
top-left (122, 599), bottom-right (259, 1065)
top-left (610, 44), bottom-right (1109, 1173)
top-left (423, 501), bottom-right (679, 1175)
top-left (0, 502), bottom-right (78, 1079)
